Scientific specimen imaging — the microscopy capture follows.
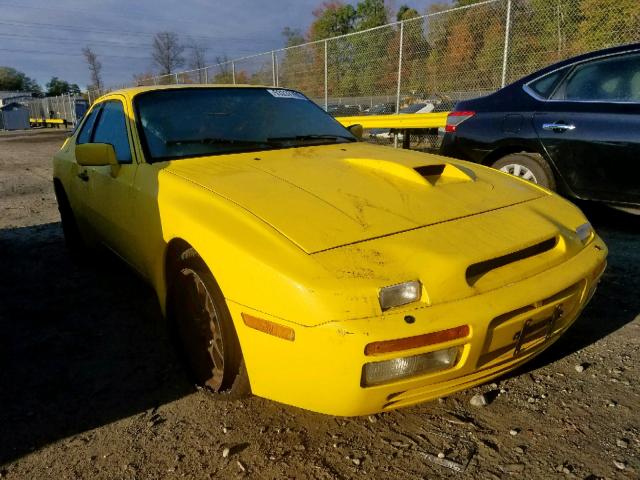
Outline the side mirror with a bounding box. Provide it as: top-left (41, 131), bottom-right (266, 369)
top-left (76, 143), bottom-right (120, 177)
top-left (347, 124), bottom-right (363, 140)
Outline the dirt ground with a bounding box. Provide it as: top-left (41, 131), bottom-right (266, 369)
top-left (0, 129), bottom-right (638, 480)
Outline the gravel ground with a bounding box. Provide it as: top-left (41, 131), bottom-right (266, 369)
top-left (0, 129), bottom-right (638, 479)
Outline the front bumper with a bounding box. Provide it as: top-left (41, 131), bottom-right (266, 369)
top-left (229, 237), bottom-right (607, 416)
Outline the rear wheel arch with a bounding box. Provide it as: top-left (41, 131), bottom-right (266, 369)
top-left (53, 177), bottom-right (66, 198)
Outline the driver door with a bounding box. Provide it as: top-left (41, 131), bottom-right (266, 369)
top-left (76, 96), bottom-right (141, 268)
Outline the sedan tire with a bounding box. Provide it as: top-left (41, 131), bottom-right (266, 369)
top-left (491, 152), bottom-right (556, 190)
top-left (169, 249), bottom-right (251, 399)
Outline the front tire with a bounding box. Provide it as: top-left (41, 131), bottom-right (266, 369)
top-left (491, 152), bottom-right (556, 190)
top-left (168, 249), bottom-right (250, 399)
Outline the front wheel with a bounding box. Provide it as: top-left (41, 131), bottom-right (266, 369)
top-left (491, 152), bottom-right (556, 190)
top-left (168, 249), bottom-right (250, 399)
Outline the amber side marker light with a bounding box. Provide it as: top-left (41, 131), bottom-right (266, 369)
top-left (241, 313), bottom-right (295, 341)
top-left (364, 325), bottom-right (470, 356)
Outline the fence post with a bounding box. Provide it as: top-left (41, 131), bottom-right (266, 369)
top-left (324, 40), bottom-right (328, 111)
top-left (174, 72), bottom-right (179, 84)
top-left (394, 21), bottom-right (404, 148)
top-left (61, 95), bottom-right (68, 125)
top-left (68, 94), bottom-right (75, 126)
top-left (501, 0), bottom-right (512, 88)
top-left (232, 62), bottom-right (236, 84)
top-left (204, 67), bottom-right (208, 84)
top-left (271, 51), bottom-right (277, 87)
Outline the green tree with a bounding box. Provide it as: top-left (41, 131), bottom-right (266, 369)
top-left (573, 0), bottom-right (640, 51)
top-left (355, 0), bottom-right (388, 30)
top-left (46, 77), bottom-right (81, 96)
top-left (0, 66), bottom-right (41, 95)
top-left (308, 1), bottom-right (357, 41)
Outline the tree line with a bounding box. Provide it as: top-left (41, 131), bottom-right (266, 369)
top-left (277, 0), bottom-right (640, 98)
top-left (2, 0), bottom-right (637, 97)
top-left (0, 67), bottom-right (81, 97)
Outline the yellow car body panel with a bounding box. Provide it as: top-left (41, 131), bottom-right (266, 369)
top-left (53, 85), bottom-right (607, 416)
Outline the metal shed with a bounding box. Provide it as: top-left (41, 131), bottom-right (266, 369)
top-left (0, 102), bottom-right (30, 130)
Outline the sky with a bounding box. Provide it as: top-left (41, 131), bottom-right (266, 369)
top-left (0, 0), bottom-right (442, 90)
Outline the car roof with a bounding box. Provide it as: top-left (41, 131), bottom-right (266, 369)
top-left (515, 42), bottom-right (640, 86)
top-left (95, 83), bottom-right (278, 103)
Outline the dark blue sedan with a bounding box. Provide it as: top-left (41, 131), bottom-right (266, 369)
top-left (440, 43), bottom-right (640, 213)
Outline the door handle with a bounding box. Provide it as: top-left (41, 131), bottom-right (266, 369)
top-left (77, 171), bottom-right (89, 182)
top-left (542, 122), bottom-right (576, 132)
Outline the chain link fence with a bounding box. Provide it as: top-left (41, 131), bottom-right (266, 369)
top-left (89, 0), bottom-right (640, 116)
top-left (21, 94), bottom-right (88, 127)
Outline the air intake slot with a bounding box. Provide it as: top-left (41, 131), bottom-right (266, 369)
top-left (466, 237), bottom-right (558, 286)
top-left (413, 163), bottom-right (473, 185)
top-left (414, 164), bottom-right (445, 178)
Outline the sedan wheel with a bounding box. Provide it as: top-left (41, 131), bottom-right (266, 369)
top-left (491, 152), bottom-right (556, 190)
top-left (498, 163), bottom-right (537, 182)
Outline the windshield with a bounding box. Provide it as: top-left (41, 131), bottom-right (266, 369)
top-left (135, 87), bottom-right (356, 161)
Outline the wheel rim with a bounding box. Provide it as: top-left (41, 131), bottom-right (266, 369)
top-left (499, 163), bottom-right (538, 183)
top-left (175, 268), bottom-right (225, 391)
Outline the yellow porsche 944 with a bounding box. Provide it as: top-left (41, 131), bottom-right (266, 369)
top-left (53, 85), bottom-right (607, 416)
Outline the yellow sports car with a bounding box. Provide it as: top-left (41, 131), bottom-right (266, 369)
top-left (53, 85), bottom-right (607, 416)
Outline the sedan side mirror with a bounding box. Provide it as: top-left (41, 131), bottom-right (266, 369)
top-left (76, 143), bottom-right (120, 177)
top-left (348, 124), bottom-right (363, 140)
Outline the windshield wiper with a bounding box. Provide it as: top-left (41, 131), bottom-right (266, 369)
top-left (266, 134), bottom-right (355, 143)
top-left (166, 137), bottom-right (275, 148)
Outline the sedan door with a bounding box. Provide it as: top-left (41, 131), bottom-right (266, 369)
top-left (532, 52), bottom-right (640, 205)
top-left (76, 96), bottom-right (141, 266)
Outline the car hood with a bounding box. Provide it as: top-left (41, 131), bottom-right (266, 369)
top-left (164, 143), bottom-right (545, 253)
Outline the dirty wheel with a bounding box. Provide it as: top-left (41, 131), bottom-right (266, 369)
top-left (491, 152), bottom-right (556, 190)
top-left (169, 249), bottom-right (250, 398)
top-left (54, 182), bottom-right (84, 252)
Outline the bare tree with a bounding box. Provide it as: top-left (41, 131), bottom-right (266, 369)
top-left (212, 55), bottom-right (234, 83)
top-left (132, 71), bottom-right (156, 86)
top-left (82, 46), bottom-right (103, 92)
top-left (152, 31), bottom-right (185, 76)
top-left (188, 39), bottom-right (208, 82)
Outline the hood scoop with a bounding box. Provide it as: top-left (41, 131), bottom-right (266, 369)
top-left (347, 158), bottom-right (474, 186)
top-left (414, 163), bottom-right (475, 186)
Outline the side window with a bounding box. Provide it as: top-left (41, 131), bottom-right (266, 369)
top-left (76, 105), bottom-right (101, 144)
top-left (92, 101), bottom-right (133, 163)
top-left (527, 68), bottom-right (567, 99)
top-left (558, 53), bottom-right (640, 102)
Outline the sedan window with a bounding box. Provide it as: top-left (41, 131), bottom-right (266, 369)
top-left (527, 68), bottom-right (567, 99)
top-left (558, 53), bottom-right (640, 102)
top-left (91, 101), bottom-right (132, 163)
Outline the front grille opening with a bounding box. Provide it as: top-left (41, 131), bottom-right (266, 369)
top-left (466, 237), bottom-right (558, 287)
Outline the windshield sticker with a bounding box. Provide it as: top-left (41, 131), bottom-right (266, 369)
top-left (267, 89), bottom-right (307, 100)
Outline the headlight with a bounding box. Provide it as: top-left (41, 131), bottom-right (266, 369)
top-left (576, 222), bottom-right (594, 244)
top-left (379, 280), bottom-right (421, 311)
top-left (361, 346), bottom-right (460, 387)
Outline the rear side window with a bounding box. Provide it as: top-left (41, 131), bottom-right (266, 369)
top-left (527, 68), bottom-right (567, 99)
top-left (558, 53), bottom-right (640, 102)
top-left (92, 101), bottom-right (132, 163)
top-left (76, 105), bottom-right (101, 144)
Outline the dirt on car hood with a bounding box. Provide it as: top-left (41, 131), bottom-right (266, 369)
top-left (164, 142), bottom-right (545, 253)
